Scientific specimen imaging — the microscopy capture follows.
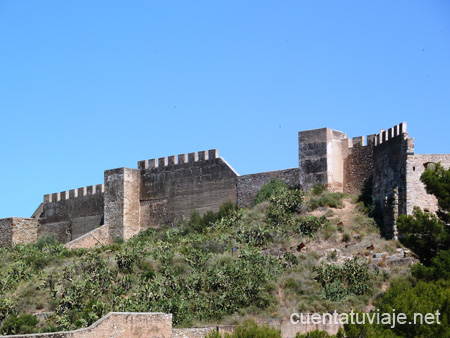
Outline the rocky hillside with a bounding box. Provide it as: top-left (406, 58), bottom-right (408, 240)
top-left (0, 181), bottom-right (414, 335)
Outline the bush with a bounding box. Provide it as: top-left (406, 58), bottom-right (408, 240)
top-left (235, 224), bottom-right (273, 247)
top-left (253, 179), bottom-right (290, 206)
top-left (341, 232), bottom-right (351, 243)
top-left (0, 314), bottom-right (38, 335)
top-left (309, 192), bottom-right (345, 210)
top-left (313, 258), bottom-right (371, 301)
top-left (411, 249), bottom-right (450, 281)
top-left (267, 189), bottom-right (305, 226)
top-left (34, 234), bottom-right (58, 250)
top-left (0, 298), bottom-right (14, 322)
top-left (311, 184), bottom-right (327, 196)
top-left (296, 329), bottom-right (344, 338)
top-left (293, 216), bottom-right (327, 237)
top-left (397, 207), bottom-right (450, 264)
top-left (115, 249), bottom-right (137, 272)
top-left (182, 201), bottom-right (239, 234)
top-left (374, 278), bottom-right (450, 338)
top-left (207, 319), bottom-right (282, 338)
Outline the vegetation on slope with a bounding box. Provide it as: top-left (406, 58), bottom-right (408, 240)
top-left (0, 180), bottom-right (405, 335)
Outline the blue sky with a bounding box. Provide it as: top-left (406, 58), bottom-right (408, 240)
top-left (0, 1), bottom-right (449, 218)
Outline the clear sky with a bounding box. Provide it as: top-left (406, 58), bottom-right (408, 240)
top-left (0, 1), bottom-right (449, 218)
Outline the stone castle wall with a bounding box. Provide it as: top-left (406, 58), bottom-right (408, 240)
top-left (0, 217), bottom-right (38, 247)
top-left (1, 123), bottom-right (449, 247)
top-left (138, 150), bottom-right (238, 229)
top-left (298, 127), bottom-right (329, 190)
top-left (298, 128), bottom-right (351, 192)
top-left (237, 168), bottom-right (300, 207)
top-left (343, 135), bottom-right (375, 195)
top-left (38, 185), bottom-right (104, 242)
top-left (406, 153), bottom-right (450, 215)
top-left (64, 224), bottom-right (111, 249)
top-left (104, 168), bottom-right (141, 241)
top-left (371, 123), bottom-right (409, 237)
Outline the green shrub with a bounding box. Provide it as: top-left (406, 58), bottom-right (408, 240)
top-left (373, 278), bottom-right (450, 338)
top-left (207, 319), bottom-right (282, 338)
top-left (0, 298), bottom-right (14, 322)
top-left (267, 189), bottom-right (305, 226)
top-left (115, 249), bottom-right (137, 272)
top-left (293, 216), bottom-right (327, 237)
top-left (113, 236), bottom-right (124, 245)
top-left (311, 184), bottom-right (327, 196)
top-left (34, 234), bottom-right (58, 250)
top-left (0, 314), bottom-right (38, 335)
top-left (341, 232), bottom-right (351, 243)
top-left (182, 201), bottom-right (239, 234)
top-left (218, 201), bottom-right (239, 218)
top-left (309, 192), bottom-right (345, 210)
top-left (235, 224), bottom-right (273, 247)
top-left (313, 258), bottom-right (371, 301)
top-left (295, 329), bottom-right (344, 337)
top-left (253, 179), bottom-right (290, 206)
top-left (397, 207), bottom-right (450, 264)
top-left (411, 249), bottom-right (450, 281)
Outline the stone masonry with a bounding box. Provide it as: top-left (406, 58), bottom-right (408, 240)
top-left (0, 122), bottom-right (448, 247)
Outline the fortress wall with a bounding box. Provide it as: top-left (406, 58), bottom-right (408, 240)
top-left (0, 217), bottom-right (39, 247)
top-left (104, 168), bottom-right (140, 241)
top-left (372, 123), bottom-right (409, 237)
top-left (0, 218), bottom-right (13, 247)
top-left (237, 168), bottom-right (300, 207)
top-left (343, 135), bottom-right (375, 195)
top-left (64, 224), bottom-right (111, 249)
top-left (0, 312), bottom-right (172, 338)
top-left (327, 129), bottom-right (351, 192)
top-left (41, 185), bottom-right (104, 242)
top-left (298, 128), bottom-right (350, 192)
top-left (406, 154), bottom-right (450, 215)
top-left (139, 150), bottom-right (238, 228)
top-left (299, 128), bottom-right (329, 190)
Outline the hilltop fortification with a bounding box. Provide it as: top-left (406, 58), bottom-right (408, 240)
top-left (1, 122), bottom-right (449, 247)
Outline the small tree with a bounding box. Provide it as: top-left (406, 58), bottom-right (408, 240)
top-left (397, 163), bottom-right (450, 264)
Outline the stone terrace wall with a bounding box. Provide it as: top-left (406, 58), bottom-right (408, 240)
top-left (237, 168), bottom-right (300, 207)
top-left (0, 218), bottom-right (39, 247)
top-left (64, 224), bottom-right (111, 249)
top-left (343, 135), bottom-right (375, 195)
top-left (172, 325), bottom-right (235, 338)
top-left (172, 327), bottom-right (215, 338)
top-left (0, 312), bottom-right (172, 338)
top-left (277, 315), bottom-right (343, 338)
top-left (372, 123), bottom-right (409, 238)
top-left (406, 154), bottom-right (450, 215)
top-left (40, 185), bottom-right (104, 242)
top-left (138, 149), bottom-right (238, 228)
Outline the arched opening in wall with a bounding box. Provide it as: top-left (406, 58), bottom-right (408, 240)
top-left (423, 162), bottom-right (436, 170)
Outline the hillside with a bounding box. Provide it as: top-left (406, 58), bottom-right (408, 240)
top-left (0, 181), bottom-right (414, 335)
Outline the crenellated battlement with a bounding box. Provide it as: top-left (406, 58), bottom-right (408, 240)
top-left (137, 149), bottom-right (219, 170)
top-left (2, 121), bottom-right (445, 249)
top-left (373, 122), bottom-right (407, 146)
top-left (345, 122), bottom-right (406, 150)
top-left (44, 184), bottom-right (105, 203)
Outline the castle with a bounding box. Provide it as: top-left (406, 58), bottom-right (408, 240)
top-left (1, 122), bottom-right (449, 248)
